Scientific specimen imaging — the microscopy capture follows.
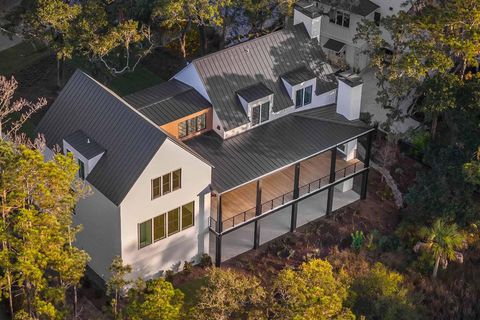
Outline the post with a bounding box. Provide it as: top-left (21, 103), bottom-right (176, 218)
top-left (326, 147), bottom-right (337, 215)
top-left (290, 163), bottom-right (301, 232)
top-left (253, 179), bottom-right (262, 249)
top-left (215, 194), bottom-right (223, 267)
top-left (361, 130), bottom-right (373, 200)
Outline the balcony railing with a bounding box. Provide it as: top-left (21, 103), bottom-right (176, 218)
top-left (215, 161), bottom-right (364, 231)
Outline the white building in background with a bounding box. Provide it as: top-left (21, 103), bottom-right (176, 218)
top-left (37, 22), bottom-right (374, 285)
top-left (294, 0), bottom-right (413, 71)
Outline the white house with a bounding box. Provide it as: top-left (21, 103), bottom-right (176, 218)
top-left (37, 22), bottom-right (374, 285)
top-left (293, 0), bottom-right (413, 71)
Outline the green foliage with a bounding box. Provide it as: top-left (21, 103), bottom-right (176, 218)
top-left (348, 263), bottom-right (422, 320)
top-left (106, 256), bottom-right (133, 319)
top-left (351, 230), bottom-right (365, 252)
top-left (409, 129), bottom-right (430, 159)
top-left (183, 261), bottom-right (193, 275)
top-left (464, 147), bottom-right (480, 185)
top-left (198, 253), bottom-right (212, 268)
top-left (126, 278), bottom-right (184, 320)
top-left (272, 259), bottom-right (354, 320)
top-left (191, 267), bottom-right (267, 320)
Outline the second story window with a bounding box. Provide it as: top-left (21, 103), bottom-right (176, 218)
top-left (179, 113), bottom-right (207, 138)
top-left (251, 102), bottom-right (270, 126)
top-left (151, 169), bottom-right (182, 199)
top-left (330, 10), bottom-right (350, 28)
top-left (295, 85), bottom-right (313, 108)
top-left (78, 159), bottom-right (85, 180)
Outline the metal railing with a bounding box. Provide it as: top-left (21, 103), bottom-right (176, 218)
top-left (218, 161), bottom-right (364, 231)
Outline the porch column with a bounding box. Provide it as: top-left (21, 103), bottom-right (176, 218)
top-left (361, 130), bottom-right (373, 200)
top-left (290, 163), bottom-right (301, 232)
top-left (253, 179), bottom-right (262, 249)
top-left (215, 194), bottom-right (223, 267)
top-left (326, 147), bottom-right (337, 215)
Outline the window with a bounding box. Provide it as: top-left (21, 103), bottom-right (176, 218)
top-left (251, 102), bottom-right (270, 126)
top-left (331, 10), bottom-right (350, 28)
top-left (182, 201), bottom-right (194, 230)
top-left (78, 159), bottom-right (85, 180)
top-left (260, 102), bottom-right (270, 122)
top-left (197, 113), bottom-right (206, 131)
top-left (168, 208), bottom-right (180, 236)
top-left (139, 220), bottom-right (152, 248)
top-left (295, 85), bottom-right (313, 108)
top-left (374, 12), bottom-right (381, 26)
top-left (172, 169), bottom-right (181, 191)
top-left (178, 113), bottom-right (208, 138)
top-left (154, 214), bottom-right (166, 241)
top-left (251, 105), bottom-right (260, 126)
top-left (152, 177), bottom-right (161, 199)
top-left (162, 173), bottom-right (171, 195)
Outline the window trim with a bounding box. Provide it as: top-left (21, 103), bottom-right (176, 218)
top-left (138, 219), bottom-right (153, 249)
top-left (162, 172), bottom-right (172, 195)
top-left (167, 208), bottom-right (181, 236)
top-left (181, 201), bottom-right (195, 230)
top-left (331, 9), bottom-right (350, 28)
top-left (151, 177), bottom-right (161, 199)
top-left (178, 112), bottom-right (208, 138)
top-left (295, 85), bottom-right (313, 108)
top-left (172, 169), bottom-right (182, 191)
top-left (153, 213), bottom-right (166, 242)
top-left (251, 101), bottom-right (270, 126)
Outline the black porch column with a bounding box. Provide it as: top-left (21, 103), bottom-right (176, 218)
top-left (253, 179), bottom-right (262, 249)
top-left (326, 146), bottom-right (337, 215)
top-left (215, 194), bottom-right (223, 267)
top-left (361, 130), bottom-right (373, 200)
top-left (290, 163), bottom-right (301, 232)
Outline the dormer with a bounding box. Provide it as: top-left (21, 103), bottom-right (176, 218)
top-left (281, 66), bottom-right (316, 109)
top-left (63, 130), bottom-right (105, 180)
top-left (236, 83), bottom-right (274, 127)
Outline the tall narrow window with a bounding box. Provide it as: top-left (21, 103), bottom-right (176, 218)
top-left (295, 89), bottom-right (304, 108)
top-left (152, 177), bottom-right (161, 199)
top-left (172, 169), bottom-right (181, 191)
top-left (182, 202), bottom-right (194, 230)
top-left (168, 208), bottom-right (180, 236)
top-left (187, 118), bottom-right (197, 135)
top-left (251, 105), bottom-right (260, 126)
top-left (78, 159), bottom-right (85, 180)
top-left (304, 86), bottom-right (312, 105)
top-left (162, 173), bottom-right (171, 195)
top-left (154, 214), bottom-right (166, 241)
top-left (374, 12), bottom-right (381, 26)
top-left (197, 113), bottom-right (206, 131)
top-left (178, 121), bottom-right (187, 138)
top-left (260, 102), bottom-right (270, 122)
top-left (139, 220), bottom-right (152, 248)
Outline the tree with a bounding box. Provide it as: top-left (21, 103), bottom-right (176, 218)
top-left (192, 267), bottom-right (267, 320)
top-left (106, 256), bottom-right (133, 319)
top-left (414, 219), bottom-right (466, 278)
top-left (272, 259), bottom-right (354, 320)
top-left (126, 278), bottom-right (184, 320)
top-left (464, 147), bottom-right (480, 185)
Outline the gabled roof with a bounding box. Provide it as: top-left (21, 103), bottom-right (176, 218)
top-left (296, 0), bottom-right (379, 17)
top-left (191, 24), bottom-right (334, 131)
top-left (323, 38), bottom-right (346, 53)
top-left (281, 66), bottom-right (317, 86)
top-left (236, 83), bottom-right (274, 103)
top-left (36, 70), bottom-right (169, 205)
top-left (186, 105), bottom-right (371, 193)
top-left (64, 130), bottom-right (104, 160)
top-left (124, 79), bottom-right (211, 126)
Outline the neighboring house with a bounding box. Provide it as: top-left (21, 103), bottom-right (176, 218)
top-left (36, 23), bottom-right (374, 284)
top-left (294, 0), bottom-right (413, 71)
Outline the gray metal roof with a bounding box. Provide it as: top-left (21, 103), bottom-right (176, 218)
top-left (296, 0), bottom-right (379, 17)
top-left (36, 70), bottom-right (169, 205)
top-left (323, 38), bottom-right (346, 53)
top-left (281, 66), bottom-right (317, 86)
top-left (124, 80), bottom-right (211, 126)
top-left (316, 74), bottom-right (338, 95)
top-left (192, 24), bottom-right (334, 131)
top-left (64, 130), bottom-right (105, 159)
top-left (186, 106), bottom-right (371, 193)
top-left (236, 82), bottom-right (274, 103)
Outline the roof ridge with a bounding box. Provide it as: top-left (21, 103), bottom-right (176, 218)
top-left (135, 87), bottom-right (195, 111)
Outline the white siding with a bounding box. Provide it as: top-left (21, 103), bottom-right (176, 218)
top-left (120, 139), bottom-right (211, 280)
top-left (173, 63), bottom-right (210, 102)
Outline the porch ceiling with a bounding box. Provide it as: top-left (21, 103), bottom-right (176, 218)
top-left (186, 106), bottom-right (371, 193)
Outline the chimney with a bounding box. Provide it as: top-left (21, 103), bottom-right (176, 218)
top-left (293, 3), bottom-right (322, 40)
top-left (336, 72), bottom-right (363, 120)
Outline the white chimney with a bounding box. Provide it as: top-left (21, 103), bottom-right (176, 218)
top-left (336, 72), bottom-right (363, 121)
top-left (293, 4), bottom-right (322, 40)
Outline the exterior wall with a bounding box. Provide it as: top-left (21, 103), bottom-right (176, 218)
top-left (293, 9), bottom-right (322, 39)
top-left (173, 63), bottom-right (211, 103)
top-left (74, 184), bottom-right (121, 281)
top-left (211, 109), bottom-right (226, 138)
top-left (160, 108), bottom-right (212, 140)
top-left (336, 80), bottom-right (362, 120)
top-left (63, 140), bottom-right (105, 175)
top-left (120, 139), bottom-right (212, 280)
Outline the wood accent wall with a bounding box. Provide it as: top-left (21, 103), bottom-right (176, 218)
top-left (160, 107), bottom-right (213, 140)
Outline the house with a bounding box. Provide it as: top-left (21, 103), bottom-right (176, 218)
top-left (36, 23), bottom-right (374, 284)
top-left (293, 0), bottom-right (413, 71)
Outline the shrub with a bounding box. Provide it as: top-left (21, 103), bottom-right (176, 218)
top-left (183, 261), bottom-right (193, 275)
top-left (351, 230), bottom-right (365, 252)
top-left (199, 253), bottom-right (212, 268)
top-left (164, 270), bottom-right (174, 282)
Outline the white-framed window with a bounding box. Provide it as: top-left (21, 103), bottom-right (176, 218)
top-left (251, 101), bottom-right (270, 126)
top-left (329, 10), bottom-right (350, 28)
top-left (295, 85), bottom-right (313, 108)
top-left (151, 169), bottom-right (182, 199)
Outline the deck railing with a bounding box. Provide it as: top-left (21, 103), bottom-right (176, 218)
top-left (217, 161), bottom-right (364, 231)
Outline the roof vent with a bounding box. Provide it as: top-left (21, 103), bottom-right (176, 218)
top-left (244, 48), bottom-right (250, 53)
top-left (87, 138), bottom-right (90, 144)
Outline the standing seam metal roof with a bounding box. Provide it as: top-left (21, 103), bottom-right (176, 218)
top-left (192, 24), bottom-right (334, 131)
top-left (64, 130), bottom-right (105, 159)
top-left (236, 82), bottom-right (274, 103)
